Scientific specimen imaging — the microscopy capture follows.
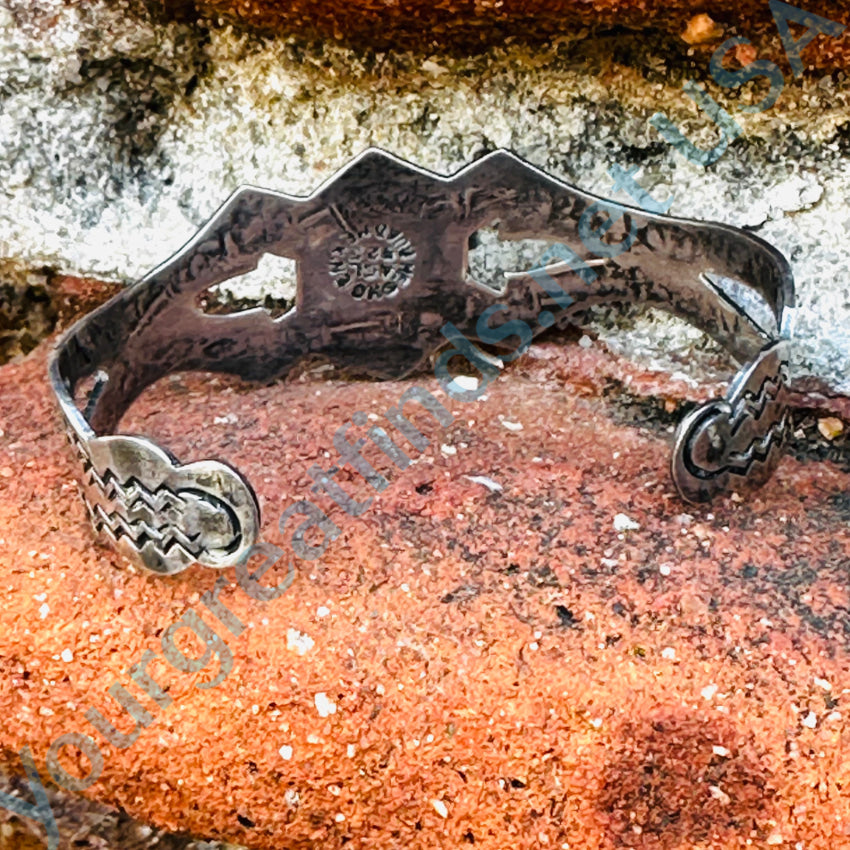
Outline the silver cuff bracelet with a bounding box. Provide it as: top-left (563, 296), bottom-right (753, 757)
top-left (48, 149), bottom-right (795, 575)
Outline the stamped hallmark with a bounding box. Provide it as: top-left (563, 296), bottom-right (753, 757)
top-left (328, 223), bottom-right (416, 301)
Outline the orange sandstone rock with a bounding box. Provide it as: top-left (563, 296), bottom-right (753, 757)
top-left (1, 327), bottom-right (850, 848)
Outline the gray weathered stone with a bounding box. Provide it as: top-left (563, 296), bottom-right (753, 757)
top-left (1, 0), bottom-right (849, 393)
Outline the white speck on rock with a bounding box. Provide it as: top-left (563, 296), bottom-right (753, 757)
top-left (770, 175), bottom-right (823, 214)
top-left (712, 745), bottom-right (730, 757)
top-left (440, 444), bottom-right (457, 456)
top-left (421, 59), bottom-right (447, 75)
top-left (708, 785), bottom-right (731, 805)
top-left (286, 628), bottom-right (315, 656)
top-left (464, 475), bottom-right (503, 492)
top-left (60, 649), bottom-right (73, 663)
top-left (432, 799), bottom-right (449, 818)
top-left (279, 745), bottom-right (293, 760)
top-left (701, 684), bottom-right (719, 700)
top-left (314, 692), bottom-right (337, 718)
top-left (453, 375), bottom-right (479, 392)
top-left (316, 606), bottom-right (330, 618)
top-left (613, 513), bottom-right (640, 532)
top-left (802, 711), bottom-right (817, 729)
top-left (814, 676), bottom-right (832, 692)
top-left (501, 420), bottom-right (523, 432)
top-left (661, 647), bottom-right (676, 660)
top-left (38, 603), bottom-right (49, 619)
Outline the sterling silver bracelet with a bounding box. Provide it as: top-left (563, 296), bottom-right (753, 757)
top-left (49, 149), bottom-right (794, 575)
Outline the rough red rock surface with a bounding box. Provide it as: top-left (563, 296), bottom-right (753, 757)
top-left (1, 321), bottom-right (850, 848)
top-left (157, 0), bottom-right (850, 69)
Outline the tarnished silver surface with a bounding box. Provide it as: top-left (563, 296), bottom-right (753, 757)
top-left (671, 340), bottom-right (790, 503)
top-left (66, 428), bottom-right (260, 575)
top-left (48, 148), bottom-right (795, 573)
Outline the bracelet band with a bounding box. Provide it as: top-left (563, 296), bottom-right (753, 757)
top-left (48, 149), bottom-right (795, 575)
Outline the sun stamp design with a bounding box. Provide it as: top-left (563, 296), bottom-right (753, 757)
top-left (328, 224), bottom-right (416, 300)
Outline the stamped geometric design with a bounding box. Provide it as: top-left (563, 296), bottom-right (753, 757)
top-left (65, 429), bottom-right (260, 575)
top-left (328, 224), bottom-right (416, 301)
top-left (48, 147), bottom-right (796, 573)
top-left (672, 340), bottom-right (791, 503)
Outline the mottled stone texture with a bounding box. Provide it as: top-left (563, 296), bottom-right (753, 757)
top-left (3, 1), bottom-right (850, 394)
top-left (161, 0), bottom-right (850, 66)
top-left (2, 2), bottom-right (850, 846)
top-left (0, 323), bottom-right (849, 848)
top-left (0, 764), bottom-right (246, 850)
